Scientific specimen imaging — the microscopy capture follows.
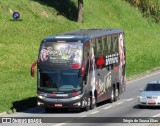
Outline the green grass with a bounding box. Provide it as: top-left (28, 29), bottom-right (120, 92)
top-left (124, 0), bottom-right (160, 23)
top-left (0, 0), bottom-right (160, 112)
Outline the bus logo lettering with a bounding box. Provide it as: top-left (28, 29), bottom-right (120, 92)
top-left (106, 53), bottom-right (118, 65)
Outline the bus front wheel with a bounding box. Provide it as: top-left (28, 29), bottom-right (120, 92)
top-left (45, 107), bottom-right (52, 113)
top-left (84, 97), bottom-right (90, 111)
top-left (109, 88), bottom-right (115, 103)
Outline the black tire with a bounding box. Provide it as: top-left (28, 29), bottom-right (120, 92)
top-left (109, 88), bottom-right (115, 103)
top-left (84, 97), bottom-right (90, 111)
top-left (45, 107), bottom-right (52, 113)
top-left (139, 105), bottom-right (145, 109)
top-left (90, 96), bottom-right (96, 110)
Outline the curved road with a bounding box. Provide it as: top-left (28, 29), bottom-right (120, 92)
top-left (2, 70), bottom-right (160, 126)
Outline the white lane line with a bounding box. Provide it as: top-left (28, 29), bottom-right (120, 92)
top-left (127, 71), bottom-right (160, 84)
top-left (126, 98), bottom-right (134, 101)
top-left (152, 113), bottom-right (160, 117)
top-left (116, 102), bottom-right (123, 105)
top-left (52, 121), bottom-right (72, 126)
top-left (80, 115), bottom-right (87, 117)
top-left (53, 123), bottom-right (66, 126)
top-left (103, 106), bottom-right (112, 110)
top-left (90, 111), bottom-right (99, 114)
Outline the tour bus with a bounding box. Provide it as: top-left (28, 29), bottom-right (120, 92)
top-left (31, 28), bottom-right (126, 111)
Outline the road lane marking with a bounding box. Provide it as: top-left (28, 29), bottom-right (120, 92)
top-left (90, 111), bottom-right (99, 114)
top-left (53, 121), bottom-right (72, 126)
top-left (126, 98), bottom-right (134, 101)
top-left (80, 115), bottom-right (87, 117)
top-left (53, 123), bottom-right (66, 126)
top-left (116, 102), bottom-right (123, 105)
top-left (103, 106), bottom-right (112, 110)
top-left (152, 113), bottom-right (160, 117)
top-left (127, 71), bottom-right (160, 84)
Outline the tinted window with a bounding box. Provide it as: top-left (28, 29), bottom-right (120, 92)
top-left (107, 35), bottom-right (112, 54)
top-left (145, 84), bottom-right (160, 91)
top-left (102, 36), bottom-right (107, 55)
top-left (112, 34), bottom-right (118, 53)
top-left (83, 43), bottom-right (90, 60)
top-left (92, 39), bottom-right (96, 55)
top-left (40, 70), bottom-right (81, 91)
top-left (96, 38), bottom-right (102, 56)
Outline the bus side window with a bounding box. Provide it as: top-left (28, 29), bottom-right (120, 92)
top-left (102, 37), bottom-right (105, 55)
top-left (112, 34), bottom-right (118, 53)
top-left (92, 39), bottom-right (96, 55)
top-left (96, 38), bottom-right (102, 56)
top-left (84, 45), bottom-right (89, 61)
top-left (84, 43), bottom-right (90, 69)
top-left (107, 35), bottom-right (112, 54)
top-left (102, 36), bottom-right (108, 56)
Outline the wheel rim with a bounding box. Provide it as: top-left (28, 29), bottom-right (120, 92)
top-left (115, 88), bottom-right (119, 97)
top-left (111, 89), bottom-right (114, 100)
top-left (88, 97), bottom-right (90, 106)
top-left (92, 97), bottom-right (95, 104)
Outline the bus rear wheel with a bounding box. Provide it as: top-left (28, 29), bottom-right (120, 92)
top-left (109, 88), bottom-right (115, 103)
top-left (90, 95), bottom-right (97, 110)
top-left (114, 87), bottom-right (119, 102)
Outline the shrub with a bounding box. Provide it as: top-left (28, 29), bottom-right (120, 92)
top-left (124, 0), bottom-right (160, 23)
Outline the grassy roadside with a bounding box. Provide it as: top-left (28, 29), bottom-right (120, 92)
top-left (0, 0), bottom-right (160, 112)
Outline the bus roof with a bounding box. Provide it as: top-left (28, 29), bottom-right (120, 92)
top-left (43, 28), bottom-right (124, 43)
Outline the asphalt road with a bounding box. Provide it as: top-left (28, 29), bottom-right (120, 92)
top-left (2, 70), bottom-right (160, 126)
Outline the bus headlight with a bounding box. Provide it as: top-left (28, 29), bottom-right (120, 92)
top-left (37, 102), bottom-right (44, 106)
top-left (71, 95), bottom-right (82, 100)
top-left (37, 95), bottom-right (45, 99)
top-left (74, 102), bottom-right (81, 106)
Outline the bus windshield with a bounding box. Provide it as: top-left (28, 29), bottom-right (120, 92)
top-left (39, 69), bottom-right (82, 92)
top-left (39, 42), bottom-right (83, 69)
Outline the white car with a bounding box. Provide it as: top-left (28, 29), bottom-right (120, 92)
top-left (138, 81), bottom-right (160, 107)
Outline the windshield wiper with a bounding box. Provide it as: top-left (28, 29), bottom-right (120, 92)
top-left (60, 87), bottom-right (79, 92)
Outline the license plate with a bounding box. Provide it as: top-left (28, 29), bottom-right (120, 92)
top-left (148, 100), bottom-right (156, 104)
top-left (55, 104), bottom-right (62, 107)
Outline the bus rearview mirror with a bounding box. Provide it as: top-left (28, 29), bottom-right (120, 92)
top-left (81, 62), bottom-right (86, 77)
top-left (31, 60), bottom-right (37, 77)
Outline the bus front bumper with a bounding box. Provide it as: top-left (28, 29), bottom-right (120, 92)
top-left (37, 95), bottom-right (86, 108)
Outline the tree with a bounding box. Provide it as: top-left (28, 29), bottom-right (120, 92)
top-left (77, 0), bottom-right (83, 23)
